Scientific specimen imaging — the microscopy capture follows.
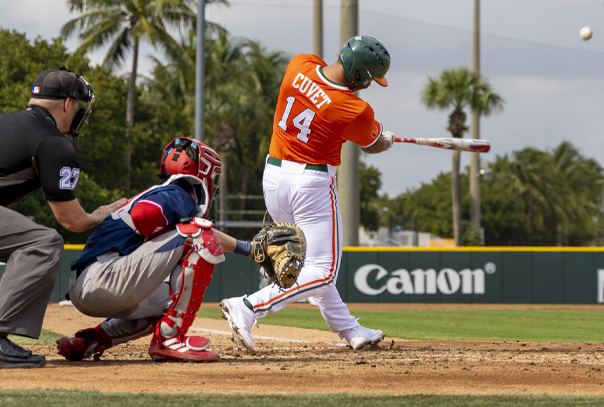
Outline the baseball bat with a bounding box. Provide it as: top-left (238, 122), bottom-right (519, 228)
top-left (394, 137), bottom-right (491, 153)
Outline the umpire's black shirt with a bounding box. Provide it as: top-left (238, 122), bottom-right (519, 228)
top-left (0, 105), bottom-right (80, 206)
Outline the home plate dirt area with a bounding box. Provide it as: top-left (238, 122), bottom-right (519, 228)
top-left (0, 303), bottom-right (603, 396)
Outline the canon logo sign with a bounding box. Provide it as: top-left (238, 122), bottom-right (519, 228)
top-left (354, 264), bottom-right (496, 296)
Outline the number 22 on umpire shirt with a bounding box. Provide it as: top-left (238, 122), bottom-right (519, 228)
top-left (269, 54), bottom-right (383, 167)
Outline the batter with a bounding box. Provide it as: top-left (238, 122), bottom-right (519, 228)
top-left (221, 35), bottom-right (395, 351)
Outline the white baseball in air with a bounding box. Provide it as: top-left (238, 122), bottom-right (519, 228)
top-left (580, 26), bottom-right (593, 40)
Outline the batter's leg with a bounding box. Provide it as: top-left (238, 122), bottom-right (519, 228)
top-left (261, 163), bottom-right (384, 349)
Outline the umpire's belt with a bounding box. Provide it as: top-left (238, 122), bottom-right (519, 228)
top-left (267, 156), bottom-right (327, 172)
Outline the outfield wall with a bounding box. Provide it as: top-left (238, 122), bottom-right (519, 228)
top-left (2, 246), bottom-right (604, 304)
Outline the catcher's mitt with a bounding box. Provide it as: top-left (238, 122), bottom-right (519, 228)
top-left (252, 223), bottom-right (306, 289)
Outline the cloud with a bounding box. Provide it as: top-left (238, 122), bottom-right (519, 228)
top-left (2, 0), bottom-right (604, 197)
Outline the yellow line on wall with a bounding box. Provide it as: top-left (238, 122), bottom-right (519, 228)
top-left (64, 244), bottom-right (85, 250)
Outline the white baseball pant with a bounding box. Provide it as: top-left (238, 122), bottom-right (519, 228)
top-left (245, 157), bottom-right (361, 334)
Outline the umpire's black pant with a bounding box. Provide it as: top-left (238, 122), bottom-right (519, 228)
top-left (0, 205), bottom-right (63, 338)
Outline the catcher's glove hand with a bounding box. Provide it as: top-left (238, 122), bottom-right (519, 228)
top-left (252, 223), bottom-right (306, 289)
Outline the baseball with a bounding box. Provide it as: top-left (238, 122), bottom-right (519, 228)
top-left (580, 26), bottom-right (593, 40)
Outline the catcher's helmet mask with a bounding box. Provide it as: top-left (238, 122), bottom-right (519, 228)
top-left (31, 65), bottom-right (95, 138)
top-left (160, 137), bottom-right (222, 218)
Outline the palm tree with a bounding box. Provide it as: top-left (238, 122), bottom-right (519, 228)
top-left (496, 148), bottom-right (555, 232)
top-left (60, 0), bottom-right (225, 191)
top-left (234, 40), bottom-right (288, 207)
top-left (492, 143), bottom-right (604, 245)
top-left (422, 66), bottom-right (503, 245)
top-left (147, 31), bottom-right (287, 230)
top-left (550, 142), bottom-right (603, 244)
top-left (204, 38), bottom-right (287, 220)
top-left (144, 26), bottom-right (230, 127)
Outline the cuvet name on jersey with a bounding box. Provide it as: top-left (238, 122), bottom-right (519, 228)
top-left (291, 73), bottom-right (332, 109)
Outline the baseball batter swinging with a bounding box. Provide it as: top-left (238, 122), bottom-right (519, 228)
top-left (220, 35), bottom-right (395, 351)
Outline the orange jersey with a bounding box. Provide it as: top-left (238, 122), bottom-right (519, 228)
top-left (268, 54), bottom-right (382, 166)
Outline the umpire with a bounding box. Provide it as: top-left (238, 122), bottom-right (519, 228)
top-left (0, 66), bottom-right (125, 369)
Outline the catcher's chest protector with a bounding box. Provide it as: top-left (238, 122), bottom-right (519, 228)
top-left (159, 219), bottom-right (225, 337)
top-left (112, 184), bottom-right (163, 234)
top-left (112, 174), bottom-right (205, 235)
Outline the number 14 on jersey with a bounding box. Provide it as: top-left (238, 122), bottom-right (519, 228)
top-left (277, 96), bottom-right (316, 144)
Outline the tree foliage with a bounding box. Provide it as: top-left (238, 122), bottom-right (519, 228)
top-left (145, 30), bottom-right (289, 238)
top-left (1, 25), bottom-right (389, 244)
top-left (421, 66), bottom-right (504, 246)
top-left (60, 0), bottom-right (223, 192)
top-left (6, 29), bottom-right (599, 248)
top-left (0, 30), bottom-right (181, 243)
top-left (483, 142), bottom-right (604, 245)
top-left (359, 161), bottom-right (382, 232)
top-left (389, 142), bottom-right (604, 246)
top-left (0, 30), bottom-right (71, 113)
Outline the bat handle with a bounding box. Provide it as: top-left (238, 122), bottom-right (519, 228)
top-left (394, 137), bottom-right (402, 143)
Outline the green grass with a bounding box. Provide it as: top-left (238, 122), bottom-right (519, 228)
top-left (0, 391), bottom-right (603, 407)
top-left (197, 306), bottom-right (604, 343)
top-left (15, 307), bottom-right (604, 346)
top-left (8, 329), bottom-right (63, 346)
top-left (13, 306), bottom-right (604, 345)
top-left (8, 306), bottom-right (604, 406)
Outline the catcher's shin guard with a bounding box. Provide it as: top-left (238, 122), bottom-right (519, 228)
top-left (150, 218), bottom-right (224, 362)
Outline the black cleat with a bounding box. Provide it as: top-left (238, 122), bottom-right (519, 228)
top-left (0, 336), bottom-right (47, 369)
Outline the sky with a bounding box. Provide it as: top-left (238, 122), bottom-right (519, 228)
top-left (1, 0), bottom-right (603, 197)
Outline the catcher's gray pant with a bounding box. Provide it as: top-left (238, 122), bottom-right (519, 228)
top-left (0, 206), bottom-right (63, 339)
top-left (69, 230), bottom-right (185, 321)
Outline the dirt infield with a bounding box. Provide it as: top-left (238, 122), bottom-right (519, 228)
top-left (1, 303), bottom-right (603, 396)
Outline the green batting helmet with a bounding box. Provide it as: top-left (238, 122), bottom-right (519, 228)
top-left (338, 35), bottom-right (390, 89)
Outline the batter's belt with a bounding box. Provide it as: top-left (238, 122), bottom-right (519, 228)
top-left (267, 156), bottom-right (327, 172)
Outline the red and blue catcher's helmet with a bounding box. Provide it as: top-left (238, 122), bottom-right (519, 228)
top-left (160, 137), bottom-right (222, 217)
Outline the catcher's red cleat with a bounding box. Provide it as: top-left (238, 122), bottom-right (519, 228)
top-left (56, 336), bottom-right (87, 361)
top-left (56, 326), bottom-right (112, 361)
top-left (148, 334), bottom-right (219, 362)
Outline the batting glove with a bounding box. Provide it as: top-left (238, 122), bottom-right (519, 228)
top-left (381, 131), bottom-right (395, 151)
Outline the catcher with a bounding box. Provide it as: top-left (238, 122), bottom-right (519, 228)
top-left (56, 137), bottom-right (305, 363)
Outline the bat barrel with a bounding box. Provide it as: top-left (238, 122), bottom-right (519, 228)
top-left (394, 137), bottom-right (490, 153)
